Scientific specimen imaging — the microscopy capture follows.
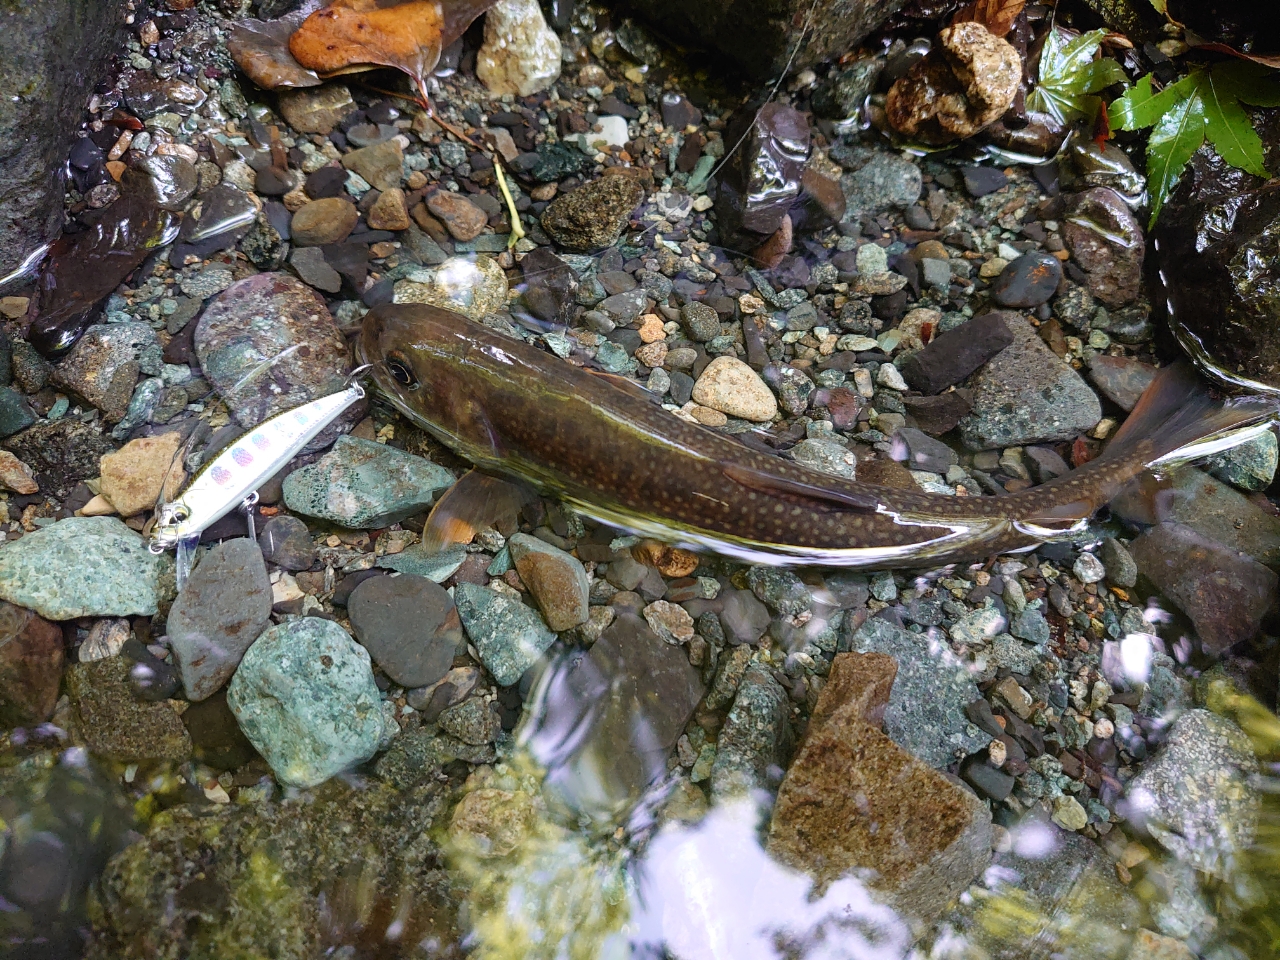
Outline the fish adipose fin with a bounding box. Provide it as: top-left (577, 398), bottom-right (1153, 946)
top-left (722, 462), bottom-right (882, 513)
top-left (1104, 361), bottom-right (1278, 469)
top-left (421, 469), bottom-right (532, 554)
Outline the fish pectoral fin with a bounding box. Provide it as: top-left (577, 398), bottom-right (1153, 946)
top-left (421, 469), bottom-right (533, 553)
top-left (586, 368), bottom-right (664, 405)
top-left (722, 462), bottom-right (882, 513)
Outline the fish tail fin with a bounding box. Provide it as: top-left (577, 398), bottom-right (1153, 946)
top-left (1103, 362), bottom-right (1278, 471)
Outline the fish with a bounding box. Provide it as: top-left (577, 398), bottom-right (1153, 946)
top-left (357, 303), bottom-right (1278, 569)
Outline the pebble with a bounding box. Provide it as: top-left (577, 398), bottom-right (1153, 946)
top-left (0, 517), bottom-right (161, 620)
top-left (1073, 552), bottom-right (1106, 584)
top-left (453, 582), bottom-right (556, 686)
top-left (426, 191), bottom-right (488, 241)
top-left (991, 252), bottom-right (1063, 309)
top-left (1204, 430), bottom-right (1279, 491)
top-left (98, 431), bottom-right (184, 517)
top-left (290, 246), bottom-right (342, 293)
top-left (1099, 536), bottom-right (1137, 588)
top-left (1062, 187), bottom-right (1144, 306)
top-left (168, 538), bottom-right (273, 701)
top-left (341, 137), bottom-right (403, 192)
top-left (476, 0), bottom-right (562, 96)
top-left (1086, 354), bottom-right (1157, 412)
top-left (691, 356), bottom-right (778, 422)
top-left (1127, 709), bottom-right (1258, 876)
top-left (393, 255), bottom-right (509, 319)
top-left (195, 273), bottom-right (356, 440)
top-left (960, 165), bottom-right (1009, 197)
top-left (276, 84), bottom-right (355, 135)
top-left (0, 450), bottom-right (38, 494)
top-left (643, 599), bottom-right (695, 643)
top-left (1051, 795), bottom-right (1089, 831)
top-left (66, 654), bottom-right (192, 761)
top-left (347, 573), bottom-right (462, 687)
top-left (898, 312), bottom-right (1014, 395)
top-left (790, 437), bottom-right (858, 479)
top-left (283, 435), bottom-right (454, 528)
top-left (257, 515), bottom-right (316, 571)
top-left (710, 665), bottom-right (791, 800)
top-left (227, 618), bottom-right (386, 788)
top-left (838, 148), bottom-right (923, 217)
top-left (508, 532), bottom-right (590, 631)
top-left (541, 175), bottom-right (645, 251)
top-left (290, 197), bottom-right (359, 246)
top-left (0, 601), bottom-right (64, 725)
top-left (52, 323), bottom-right (160, 422)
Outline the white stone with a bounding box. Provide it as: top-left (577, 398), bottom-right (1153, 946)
top-left (691, 357), bottom-right (778, 422)
top-left (590, 115), bottom-right (630, 150)
top-left (476, 0), bottom-right (562, 97)
top-left (855, 243), bottom-right (887, 276)
top-left (876, 363), bottom-right (908, 391)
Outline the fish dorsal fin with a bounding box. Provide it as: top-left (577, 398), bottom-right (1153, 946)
top-left (722, 462), bottom-right (882, 513)
top-left (421, 469), bottom-right (532, 553)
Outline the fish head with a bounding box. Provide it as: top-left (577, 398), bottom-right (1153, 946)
top-left (358, 302), bottom-right (476, 412)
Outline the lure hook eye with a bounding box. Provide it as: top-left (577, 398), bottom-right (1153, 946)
top-left (386, 355), bottom-right (420, 390)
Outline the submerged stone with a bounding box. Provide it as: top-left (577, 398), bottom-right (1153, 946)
top-left (0, 600), bottom-right (65, 726)
top-left (508, 532), bottom-right (590, 631)
top-left (710, 664), bottom-right (792, 800)
top-left (347, 573), bottom-right (461, 688)
top-left (66, 655), bottom-right (192, 762)
top-left (453, 582), bottom-right (556, 686)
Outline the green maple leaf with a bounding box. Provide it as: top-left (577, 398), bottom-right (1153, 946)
top-left (1028, 27), bottom-right (1127, 126)
top-left (1146, 89), bottom-right (1206, 226)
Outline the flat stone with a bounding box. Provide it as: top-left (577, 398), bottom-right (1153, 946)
top-left (98, 431), bottom-right (185, 517)
top-left (893, 426), bottom-right (959, 473)
top-left (710, 664), bottom-right (792, 800)
top-left (680, 301), bottom-right (721, 342)
top-left (1129, 520), bottom-right (1277, 653)
top-left (290, 245), bottom-right (342, 293)
top-left (0, 516), bottom-right (161, 619)
top-left (168, 538), bottom-right (273, 701)
top-left (691, 356), bottom-right (778, 421)
top-left (277, 84), bottom-right (355, 135)
top-left (290, 197), bottom-right (358, 246)
top-left (426, 191), bottom-right (487, 241)
top-left (283, 435), bottom-right (454, 528)
top-left (66, 654), bottom-right (192, 762)
top-left (226, 618), bottom-right (386, 788)
top-left (257, 515), bottom-right (316, 571)
top-left (342, 138), bottom-right (403, 192)
top-left (52, 323), bottom-right (159, 422)
top-left (367, 186), bottom-right (411, 231)
top-left (848, 616), bottom-right (991, 766)
top-left (1086, 354), bottom-right (1156, 412)
top-left (453, 582), bottom-right (556, 686)
top-left (0, 450), bottom-right (38, 495)
top-left (541, 175), bottom-right (645, 252)
top-left (347, 573), bottom-right (462, 687)
top-left (0, 386), bottom-right (36, 437)
top-left (991, 252), bottom-right (1063, 309)
top-left (0, 601), bottom-right (64, 726)
top-left (768, 655), bottom-right (991, 919)
top-left (958, 313), bottom-right (1101, 450)
top-left (526, 613), bottom-right (705, 820)
top-left (898, 312), bottom-right (1014, 395)
top-left (508, 532), bottom-right (589, 631)
top-left (960, 165), bottom-right (1009, 197)
top-left (1127, 709), bottom-right (1258, 876)
top-left (790, 437), bottom-right (858, 478)
top-left (1063, 187), bottom-right (1143, 307)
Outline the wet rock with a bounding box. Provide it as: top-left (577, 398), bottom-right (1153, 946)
top-left (1128, 930), bottom-right (1196, 960)
top-left (541, 175), bottom-right (645, 251)
top-left (283, 435), bottom-right (453, 528)
top-left (365, 186), bottom-right (409, 232)
top-left (677, 301), bottom-right (718, 343)
top-left (1062, 187), bottom-right (1143, 307)
top-left (89, 777), bottom-right (458, 959)
top-left (52, 322), bottom-right (158, 422)
top-left (991, 252), bottom-right (1063, 309)
top-left (3, 417), bottom-right (114, 498)
top-left (901, 391), bottom-right (973, 435)
top-left (961, 165), bottom-right (1010, 198)
top-left (0, 601), bottom-right (64, 726)
top-left (289, 246), bottom-right (342, 293)
top-left (454, 582), bottom-right (556, 686)
top-left (886, 23), bottom-right (1021, 145)
top-left (837, 146), bottom-right (923, 218)
top-left (718, 587), bottom-right (772, 644)
top-left (529, 612), bottom-right (706, 819)
top-left (377, 542), bottom-right (467, 582)
top-left (848, 616), bottom-right (990, 766)
top-left (195, 273), bottom-right (358, 442)
top-left (341, 137), bottom-right (403, 192)
top-left (477, 0), bottom-right (562, 96)
top-left (98, 431), bottom-right (185, 517)
top-left (257, 514), bottom-right (316, 571)
top-left (1086, 354), bottom-right (1156, 411)
top-left (893, 427), bottom-right (959, 473)
top-left (227, 618), bottom-right (385, 788)
top-left (168, 539), bottom-right (273, 702)
top-left (276, 84), bottom-right (355, 135)
top-left (438, 696), bottom-right (502, 745)
top-left (812, 56), bottom-right (884, 119)
top-left (898, 312), bottom-right (1013, 395)
top-left (520, 247), bottom-right (578, 323)
top-left (959, 313), bottom-right (1101, 449)
top-left (714, 103), bottom-right (809, 243)
top-left (426, 191), bottom-right (487, 241)
top-left (393, 255), bottom-right (509, 319)
top-left (1128, 521), bottom-right (1277, 653)
top-left (508, 532), bottom-right (589, 631)
top-left (0, 386), bottom-right (36, 437)
top-left (1127, 709), bottom-right (1258, 876)
top-left (710, 665), bottom-right (792, 800)
top-left (790, 437), bottom-right (859, 478)
top-left (1142, 466), bottom-right (1280, 568)
top-left (290, 196), bottom-right (359, 246)
top-left (768, 651), bottom-right (992, 918)
top-left (0, 449), bottom-right (37, 494)
top-left (0, 517), bottom-right (161, 620)
top-left (692, 356), bottom-right (778, 421)
top-left (347, 573), bottom-right (461, 688)
top-left (1099, 536), bottom-right (1138, 588)
top-left (66, 655), bottom-right (192, 762)
top-left (1204, 430), bottom-right (1278, 491)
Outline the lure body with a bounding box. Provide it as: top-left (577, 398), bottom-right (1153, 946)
top-left (150, 384), bottom-right (365, 550)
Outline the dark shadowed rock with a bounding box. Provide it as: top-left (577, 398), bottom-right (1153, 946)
top-left (899, 312), bottom-right (1014, 395)
top-left (714, 103), bottom-right (809, 245)
top-left (1062, 187), bottom-right (1143, 307)
top-left (1087, 354), bottom-right (1156, 411)
top-left (540, 175), bottom-right (644, 252)
top-left (0, 600), bottom-right (64, 726)
top-left (991, 252), bottom-right (1063, 309)
top-left (347, 573), bottom-right (462, 688)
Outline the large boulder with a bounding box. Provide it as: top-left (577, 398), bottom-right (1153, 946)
top-left (0, 2), bottom-right (127, 277)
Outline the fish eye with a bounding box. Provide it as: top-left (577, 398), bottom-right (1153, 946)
top-left (386, 356), bottom-right (419, 389)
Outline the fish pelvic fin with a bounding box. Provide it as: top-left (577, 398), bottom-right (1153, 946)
top-left (421, 469), bottom-right (532, 554)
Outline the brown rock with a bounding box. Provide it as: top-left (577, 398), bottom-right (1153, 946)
top-left (808, 651), bottom-right (897, 734)
top-left (0, 450), bottom-right (38, 494)
top-left (1062, 187), bottom-right (1144, 307)
top-left (541, 176), bottom-right (645, 252)
top-left (341, 138), bottom-right (403, 192)
top-left (65, 654), bottom-right (192, 762)
top-left (767, 654), bottom-right (992, 919)
top-left (291, 197), bottom-right (359, 246)
top-left (426, 191), bottom-right (488, 241)
top-left (99, 432), bottom-right (186, 517)
top-left (886, 22), bottom-right (1021, 145)
top-left (633, 541), bottom-right (700, 578)
top-left (367, 187), bottom-right (411, 231)
top-left (0, 600), bottom-right (64, 726)
top-left (277, 85), bottom-right (355, 135)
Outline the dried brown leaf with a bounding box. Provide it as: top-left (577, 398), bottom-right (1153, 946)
top-left (950, 0), bottom-right (1025, 37)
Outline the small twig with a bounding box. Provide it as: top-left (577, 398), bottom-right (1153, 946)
top-left (494, 162), bottom-right (525, 250)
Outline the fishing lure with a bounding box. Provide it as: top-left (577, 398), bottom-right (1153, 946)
top-left (149, 369), bottom-right (370, 586)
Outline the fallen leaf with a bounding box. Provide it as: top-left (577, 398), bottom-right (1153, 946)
top-left (950, 0), bottom-right (1025, 37)
top-left (227, 6), bottom-right (325, 90)
top-left (1187, 40), bottom-right (1280, 71)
